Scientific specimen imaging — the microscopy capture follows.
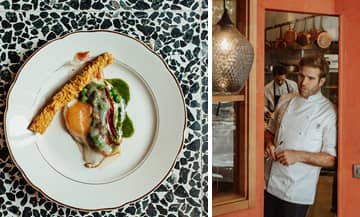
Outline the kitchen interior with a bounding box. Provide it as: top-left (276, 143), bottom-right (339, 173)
top-left (265, 11), bottom-right (339, 217)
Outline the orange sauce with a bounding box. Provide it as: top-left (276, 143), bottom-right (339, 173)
top-left (75, 51), bottom-right (89, 61)
top-left (64, 101), bottom-right (92, 136)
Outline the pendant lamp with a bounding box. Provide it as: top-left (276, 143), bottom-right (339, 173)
top-left (213, 0), bottom-right (254, 94)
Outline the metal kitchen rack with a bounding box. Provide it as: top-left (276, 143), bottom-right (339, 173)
top-left (265, 15), bottom-right (316, 31)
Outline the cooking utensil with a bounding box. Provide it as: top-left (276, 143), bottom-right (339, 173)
top-left (265, 29), bottom-right (272, 49)
top-left (322, 16), bottom-right (339, 41)
top-left (317, 16), bottom-right (332, 49)
top-left (284, 64), bottom-right (299, 73)
top-left (284, 21), bottom-right (297, 44)
top-left (265, 64), bottom-right (274, 73)
top-left (274, 26), bottom-right (287, 49)
top-left (296, 18), bottom-right (311, 46)
top-left (309, 17), bottom-right (321, 43)
top-left (280, 62), bottom-right (299, 73)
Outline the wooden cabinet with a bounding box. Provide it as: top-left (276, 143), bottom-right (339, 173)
top-left (212, 0), bottom-right (257, 215)
top-left (212, 88), bottom-right (253, 215)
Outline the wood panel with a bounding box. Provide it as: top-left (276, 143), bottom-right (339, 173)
top-left (212, 95), bottom-right (245, 103)
top-left (213, 0), bottom-right (257, 215)
top-left (263, 0), bottom-right (336, 15)
top-left (335, 1), bottom-right (360, 217)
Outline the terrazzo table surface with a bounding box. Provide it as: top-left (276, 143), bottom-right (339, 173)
top-left (0, 0), bottom-right (208, 216)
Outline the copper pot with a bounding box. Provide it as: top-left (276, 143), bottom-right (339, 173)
top-left (308, 17), bottom-right (321, 43)
top-left (296, 18), bottom-right (311, 46)
top-left (284, 22), bottom-right (297, 44)
top-left (316, 16), bottom-right (332, 49)
top-left (280, 62), bottom-right (299, 73)
top-left (274, 27), bottom-right (287, 49)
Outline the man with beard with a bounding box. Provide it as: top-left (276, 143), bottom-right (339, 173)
top-left (264, 56), bottom-right (337, 217)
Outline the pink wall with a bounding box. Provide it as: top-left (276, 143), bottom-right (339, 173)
top-left (335, 1), bottom-right (360, 217)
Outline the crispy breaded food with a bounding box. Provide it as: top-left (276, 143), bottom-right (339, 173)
top-left (28, 52), bottom-right (113, 134)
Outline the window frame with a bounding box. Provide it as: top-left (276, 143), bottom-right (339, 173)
top-left (212, 0), bottom-right (257, 215)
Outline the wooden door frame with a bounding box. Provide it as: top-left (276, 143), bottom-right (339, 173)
top-left (257, 1), bottom-right (342, 217)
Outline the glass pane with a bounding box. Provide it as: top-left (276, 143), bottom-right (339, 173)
top-left (212, 0), bottom-right (237, 25)
top-left (212, 102), bottom-right (238, 194)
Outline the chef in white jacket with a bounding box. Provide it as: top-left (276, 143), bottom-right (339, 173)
top-left (264, 56), bottom-right (337, 217)
top-left (264, 65), bottom-right (298, 120)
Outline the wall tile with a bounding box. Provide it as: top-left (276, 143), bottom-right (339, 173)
top-left (0, 6), bottom-right (207, 217)
top-left (0, 0), bottom-right (203, 11)
top-left (200, 7), bottom-right (208, 216)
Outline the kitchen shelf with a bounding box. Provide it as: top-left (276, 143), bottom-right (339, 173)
top-left (324, 85), bottom-right (338, 89)
top-left (213, 95), bottom-right (245, 103)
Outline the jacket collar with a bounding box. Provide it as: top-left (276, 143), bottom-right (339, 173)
top-left (298, 90), bottom-right (323, 102)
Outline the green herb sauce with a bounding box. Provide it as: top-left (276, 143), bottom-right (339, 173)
top-left (106, 78), bottom-right (134, 138)
top-left (106, 79), bottom-right (130, 105)
top-left (122, 113), bottom-right (134, 138)
top-left (81, 79), bottom-right (134, 145)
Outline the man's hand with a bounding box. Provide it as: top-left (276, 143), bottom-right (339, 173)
top-left (275, 149), bottom-right (336, 168)
top-left (276, 150), bottom-right (299, 166)
top-left (265, 143), bottom-right (277, 160)
top-left (264, 130), bottom-right (276, 160)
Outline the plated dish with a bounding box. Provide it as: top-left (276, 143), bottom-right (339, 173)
top-left (5, 31), bottom-right (186, 210)
top-left (28, 52), bottom-right (135, 168)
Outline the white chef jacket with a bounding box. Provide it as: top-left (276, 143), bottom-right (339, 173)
top-left (265, 91), bottom-right (337, 205)
top-left (264, 79), bottom-right (298, 113)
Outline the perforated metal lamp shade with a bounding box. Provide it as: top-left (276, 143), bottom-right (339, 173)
top-left (213, 7), bottom-right (254, 94)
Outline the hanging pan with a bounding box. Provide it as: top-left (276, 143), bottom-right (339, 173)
top-left (309, 17), bottom-right (321, 43)
top-left (274, 26), bottom-right (287, 49)
top-left (316, 16), bottom-right (332, 49)
top-left (284, 21), bottom-right (297, 44)
top-left (296, 18), bottom-right (311, 46)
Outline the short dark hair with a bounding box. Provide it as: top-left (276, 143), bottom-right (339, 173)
top-left (299, 56), bottom-right (329, 78)
top-left (272, 65), bottom-right (287, 76)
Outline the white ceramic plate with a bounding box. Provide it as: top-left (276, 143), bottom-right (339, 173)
top-left (5, 31), bottom-right (186, 210)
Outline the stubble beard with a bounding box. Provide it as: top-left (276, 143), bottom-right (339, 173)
top-left (299, 85), bottom-right (321, 99)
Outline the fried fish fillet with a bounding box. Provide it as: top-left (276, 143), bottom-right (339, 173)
top-left (28, 52), bottom-right (113, 134)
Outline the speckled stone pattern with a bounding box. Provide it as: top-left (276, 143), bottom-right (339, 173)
top-left (0, 0), bottom-right (206, 11)
top-left (0, 0), bottom-right (208, 216)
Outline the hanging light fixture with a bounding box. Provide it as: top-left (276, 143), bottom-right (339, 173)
top-left (213, 0), bottom-right (254, 94)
